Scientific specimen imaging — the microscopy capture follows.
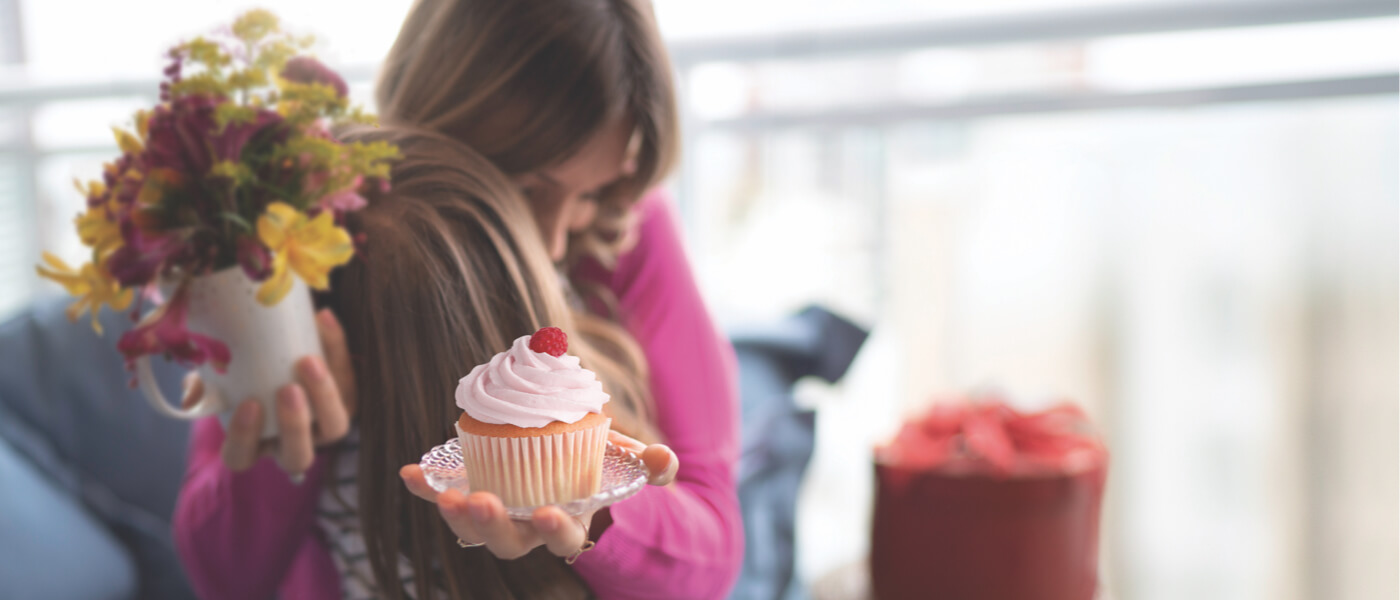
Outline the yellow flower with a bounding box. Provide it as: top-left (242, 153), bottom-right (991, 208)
top-left (73, 178), bottom-right (105, 201)
top-left (72, 179), bottom-right (123, 262)
top-left (75, 202), bottom-right (123, 263)
top-left (256, 202), bottom-right (353, 305)
top-left (112, 126), bottom-right (143, 155)
top-left (35, 252), bottom-right (133, 335)
top-left (135, 109), bottom-right (151, 140)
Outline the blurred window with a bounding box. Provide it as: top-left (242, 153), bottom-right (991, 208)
top-left (667, 7), bottom-right (1396, 600)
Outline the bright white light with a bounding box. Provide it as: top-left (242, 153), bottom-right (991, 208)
top-left (897, 49), bottom-right (979, 102)
top-left (18, 0), bottom-right (414, 79)
top-left (1088, 18), bottom-right (1398, 92)
top-left (31, 98), bottom-right (148, 150)
top-left (688, 62), bottom-right (750, 120)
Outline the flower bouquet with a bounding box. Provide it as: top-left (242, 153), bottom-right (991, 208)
top-left (36, 10), bottom-right (397, 435)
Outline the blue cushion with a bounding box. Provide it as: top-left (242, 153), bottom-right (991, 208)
top-left (0, 434), bottom-right (137, 600)
top-left (0, 299), bottom-right (195, 599)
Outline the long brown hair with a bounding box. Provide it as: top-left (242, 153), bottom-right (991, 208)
top-left (328, 127), bottom-right (639, 599)
top-left (377, 0), bottom-right (679, 270)
top-left (376, 0), bottom-right (677, 438)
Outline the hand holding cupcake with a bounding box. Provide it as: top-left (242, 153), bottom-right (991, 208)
top-left (399, 327), bottom-right (680, 561)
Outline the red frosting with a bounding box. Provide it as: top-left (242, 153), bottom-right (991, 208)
top-left (876, 399), bottom-right (1106, 477)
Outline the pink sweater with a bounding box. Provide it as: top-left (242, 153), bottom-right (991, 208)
top-left (172, 191), bottom-right (744, 599)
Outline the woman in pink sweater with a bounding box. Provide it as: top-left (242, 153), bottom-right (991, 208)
top-left (172, 1), bottom-right (742, 598)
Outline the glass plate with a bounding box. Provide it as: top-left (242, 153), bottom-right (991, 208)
top-left (419, 437), bottom-right (649, 520)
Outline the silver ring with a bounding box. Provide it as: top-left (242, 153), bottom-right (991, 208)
top-left (457, 538), bottom-right (486, 548)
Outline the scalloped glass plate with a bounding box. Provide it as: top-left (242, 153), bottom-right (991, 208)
top-left (420, 437), bottom-right (648, 520)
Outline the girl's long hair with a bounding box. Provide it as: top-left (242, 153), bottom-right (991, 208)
top-left (377, 0), bottom-right (675, 438)
top-left (328, 127), bottom-right (644, 599)
top-left (377, 0), bottom-right (678, 273)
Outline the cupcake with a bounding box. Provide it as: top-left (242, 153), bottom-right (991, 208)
top-left (455, 327), bottom-right (612, 507)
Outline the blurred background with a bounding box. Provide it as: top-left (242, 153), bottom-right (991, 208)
top-left (0, 1), bottom-right (1395, 599)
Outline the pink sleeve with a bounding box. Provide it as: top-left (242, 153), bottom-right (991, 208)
top-left (571, 191), bottom-right (744, 599)
top-left (172, 417), bottom-right (333, 600)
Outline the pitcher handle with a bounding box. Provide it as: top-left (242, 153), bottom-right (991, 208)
top-left (136, 355), bottom-right (226, 419)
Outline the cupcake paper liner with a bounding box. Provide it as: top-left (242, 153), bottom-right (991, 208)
top-left (455, 418), bottom-right (612, 507)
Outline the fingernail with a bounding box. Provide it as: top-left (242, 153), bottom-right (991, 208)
top-left (300, 356), bottom-right (325, 380)
top-left (442, 499), bottom-right (465, 516)
top-left (468, 502), bottom-right (491, 523)
top-left (279, 387), bottom-right (302, 409)
top-left (236, 404), bottom-right (258, 428)
top-left (318, 309), bottom-right (339, 331)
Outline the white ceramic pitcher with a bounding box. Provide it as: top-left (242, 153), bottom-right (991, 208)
top-left (135, 266), bottom-right (323, 439)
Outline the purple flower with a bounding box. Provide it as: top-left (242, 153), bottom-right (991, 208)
top-left (236, 236), bottom-right (273, 281)
top-left (116, 283), bottom-right (232, 373)
top-left (211, 109), bottom-right (282, 169)
top-left (143, 95), bottom-right (219, 174)
top-left (318, 189), bottom-right (368, 213)
top-left (106, 221), bottom-right (182, 287)
top-left (281, 57), bottom-right (347, 98)
top-left (317, 175), bottom-right (368, 213)
top-left (144, 95), bottom-right (283, 175)
top-left (160, 50), bottom-right (184, 102)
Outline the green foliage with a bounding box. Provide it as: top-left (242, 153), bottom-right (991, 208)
top-left (214, 104), bottom-right (258, 129)
top-left (184, 38), bottom-right (231, 71)
top-left (231, 9), bottom-right (280, 45)
top-left (343, 106), bottom-right (380, 126)
top-left (218, 211), bottom-right (254, 233)
top-left (209, 160), bottom-right (255, 184)
top-left (276, 80), bottom-right (348, 127)
top-left (168, 72), bottom-right (227, 99)
top-left (345, 140), bottom-right (402, 180)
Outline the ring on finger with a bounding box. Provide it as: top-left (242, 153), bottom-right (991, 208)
top-left (457, 538), bottom-right (485, 548)
top-left (565, 541), bottom-right (596, 565)
top-left (564, 514), bottom-right (596, 565)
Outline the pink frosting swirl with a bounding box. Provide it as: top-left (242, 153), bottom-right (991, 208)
top-left (455, 335), bottom-right (609, 427)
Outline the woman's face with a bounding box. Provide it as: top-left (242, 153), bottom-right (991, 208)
top-left (514, 116), bottom-right (638, 262)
